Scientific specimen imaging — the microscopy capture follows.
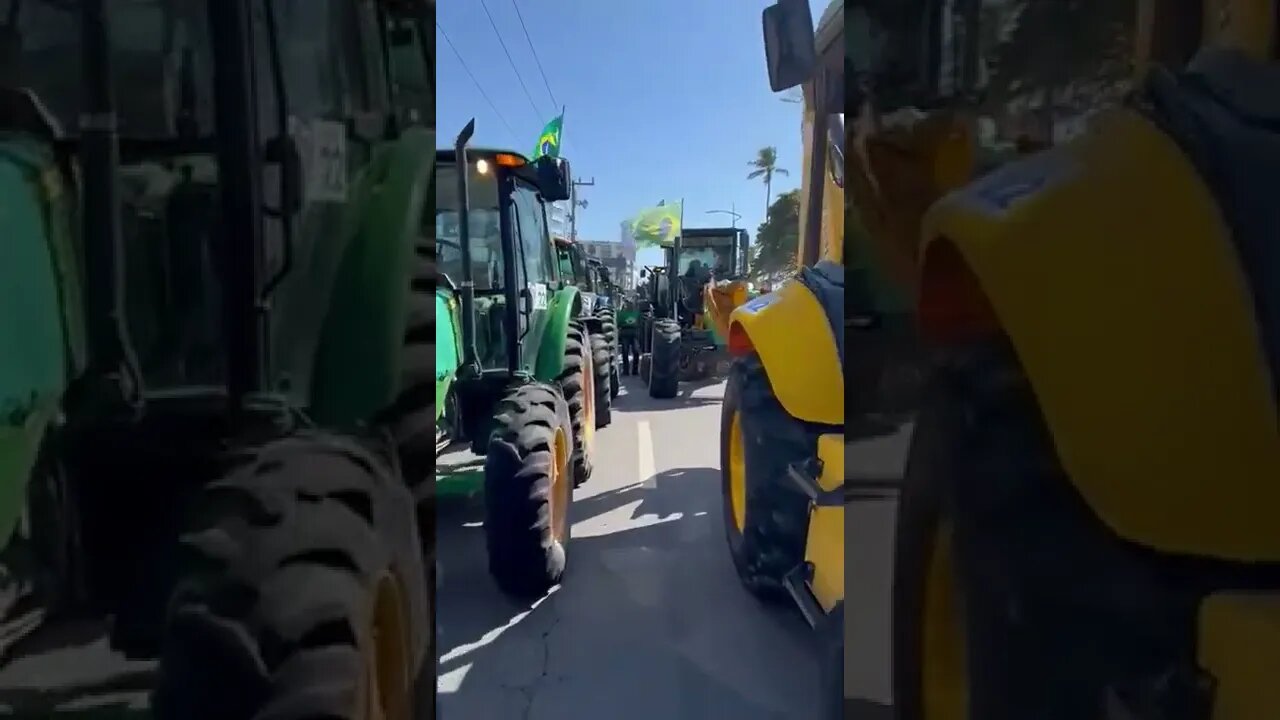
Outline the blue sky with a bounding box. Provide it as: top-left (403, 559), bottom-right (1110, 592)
top-left (436, 0), bottom-right (828, 272)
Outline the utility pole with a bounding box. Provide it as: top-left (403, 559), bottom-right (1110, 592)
top-left (569, 177), bottom-right (594, 242)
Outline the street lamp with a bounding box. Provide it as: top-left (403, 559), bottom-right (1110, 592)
top-left (706, 203), bottom-right (742, 229)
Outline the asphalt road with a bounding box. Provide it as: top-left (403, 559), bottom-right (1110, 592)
top-left (435, 375), bottom-right (826, 720)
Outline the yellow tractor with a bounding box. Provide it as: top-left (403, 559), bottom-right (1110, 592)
top-left (845, 0), bottom-right (1280, 717)
top-left (719, 1), bottom-right (845, 718)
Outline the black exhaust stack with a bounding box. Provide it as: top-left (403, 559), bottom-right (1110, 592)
top-left (453, 120), bottom-right (480, 374)
top-left (79, 0), bottom-right (142, 408)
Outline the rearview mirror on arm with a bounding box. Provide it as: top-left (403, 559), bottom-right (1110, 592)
top-left (761, 0), bottom-right (816, 92)
top-left (535, 155), bottom-right (572, 202)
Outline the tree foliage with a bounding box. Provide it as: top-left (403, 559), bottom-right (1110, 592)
top-left (749, 189), bottom-right (799, 282)
top-left (746, 146), bottom-right (789, 220)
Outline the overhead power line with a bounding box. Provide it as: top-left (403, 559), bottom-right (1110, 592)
top-left (437, 21), bottom-right (519, 142)
top-left (509, 0), bottom-right (558, 109)
top-left (477, 0), bottom-right (544, 121)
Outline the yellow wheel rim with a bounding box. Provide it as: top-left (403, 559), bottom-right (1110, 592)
top-left (922, 525), bottom-right (967, 720)
top-left (550, 427), bottom-right (570, 542)
top-left (364, 573), bottom-right (412, 720)
top-left (727, 410), bottom-right (747, 531)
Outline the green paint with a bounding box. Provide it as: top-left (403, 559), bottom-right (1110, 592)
top-left (309, 128), bottom-right (435, 426)
top-left (436, 470), bottom-right (484, 496)
top-left (0, 141), bottom-right (73, 550)
top-left (533, 286), bottom-right (579, 382)
top-left (435, 289), bottom-right (460, 420)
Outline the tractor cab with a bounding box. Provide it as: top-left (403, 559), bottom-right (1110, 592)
top-left (435, 142), bottom-right (571, 382)
top-left (553, 235), bottom-right (600, 315)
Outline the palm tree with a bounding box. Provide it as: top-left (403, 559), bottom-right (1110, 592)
top-left (747, 146), bottom-right (789, 220)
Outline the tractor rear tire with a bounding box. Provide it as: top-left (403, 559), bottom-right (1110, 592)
top-left (152, 432), bottom-right (430, 720)
top-left (590, 332), bottom-right (613, 429)
top-left (647, 319), bottom-right (680, 399)
top-left (389, 232), bottom-right (436, 501)
top-left (720, 354), bottom-right (818, 600)
top-left (483, 382), bottom-right (575, 598)
top-left (559, 320), bottom-right (595, 486)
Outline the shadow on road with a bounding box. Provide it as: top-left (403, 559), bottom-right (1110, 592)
top-left (610, 375), bottom-right (724, 412)
top-left (0, 667), bottom-right (154, 717)
top-left (436, 465), bottom-right (820, 719)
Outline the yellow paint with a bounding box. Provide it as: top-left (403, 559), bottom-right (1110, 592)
top-left (727, 410), bottom-right (746, 531)
top-left (922, 107), bottom-right (1280, 561)
top-left (804, 434), bottom-right (845, 611)
top-left (1197, 592), bottom-right (1280, 718)
top-left (922, 526), bottom-right (967, 720)
top-left (1202, 0), bottom-right (1277, 59)
top-left (728, 280), bottom-right (843, 426)
top-left (551, 426), bottom-right (569, 541)
top-left (367, 572), bottom-right (412, 720)
top-left (703, 280), bottom-right (749, 342)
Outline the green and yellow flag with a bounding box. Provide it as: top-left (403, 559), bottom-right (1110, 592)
top-left (627, 201), bottom-right (682, 247)
top-left (532, 114), bottom-right (563, 160)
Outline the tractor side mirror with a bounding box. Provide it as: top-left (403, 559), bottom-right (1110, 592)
top-left (535, 155), bottom-right (572, 201)
top-left (762, 0), bottom-right (816, 92)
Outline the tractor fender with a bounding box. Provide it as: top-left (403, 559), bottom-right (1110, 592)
top-left (0, 138), bottom-right (78, 546)
top-left (920, 107), bottom-right (1280, 561)
top-left (310, 127), bottom-right (434, 426)
top-left (728, 279), bottom-right (843, 426)
top-left (533, 286), bottom-right (581, 383)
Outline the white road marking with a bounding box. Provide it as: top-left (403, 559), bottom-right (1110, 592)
top-left (638, 420), bottom-right (656, 488)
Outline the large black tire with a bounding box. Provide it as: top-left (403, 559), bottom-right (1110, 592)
top-left (559, 320), bottom-right (595, 486)
top-left (647, 319), bottom-right (680, 399)
top-left (153, 432), bottom-right (430, 720)
top-left (483, 382), bottom-right (575, 598)
top-left (594, 308), bottom-right (621, 400)
top-left (720, 354), bottom-right (819, 600)
top-left (893, 340), bottom-right (1190, 720)
top-left (590, 331), bottom-right (613, 429)
top-left (388, 231), bottom-right (436, 501)
top-left (638, 353), bottom-right (652, 383)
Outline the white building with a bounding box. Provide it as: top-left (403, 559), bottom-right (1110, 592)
top-left (579, 239), bottom-right (635, 292)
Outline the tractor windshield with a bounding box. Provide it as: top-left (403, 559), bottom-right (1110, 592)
top-left (678, 246), bottom-right (733, 278)
top-left (436, 160), bottom-right (505, 292)
top-left (0, 0), bottom-right (217, 138)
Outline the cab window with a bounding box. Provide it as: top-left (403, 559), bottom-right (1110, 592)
top-left (510, 181), bottom-right (555, 285)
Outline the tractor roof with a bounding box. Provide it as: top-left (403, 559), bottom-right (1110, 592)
top-left (436, 147), bottom-right (533, 164)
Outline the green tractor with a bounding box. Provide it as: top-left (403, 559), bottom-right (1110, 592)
top-left (434, 129), bottom-right (600, 599)
top-left (0, 0), bottom-right (436, 717)
top-left (554, 236), bottom-right (620, 422)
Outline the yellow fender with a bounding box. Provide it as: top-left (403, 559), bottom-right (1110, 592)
top-left (920, 107), bottom-right (1280, 562)
top-left (727, 279), bottom-right (843, 426)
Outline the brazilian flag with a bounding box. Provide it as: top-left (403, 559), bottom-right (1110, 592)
top-left (532, 114), bottom-right (563, 160)
top-left (627, 201), bottom-right (682, 247)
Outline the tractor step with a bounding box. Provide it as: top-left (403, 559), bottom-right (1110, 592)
top-left (783, 562), bottom-right (826, 629)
